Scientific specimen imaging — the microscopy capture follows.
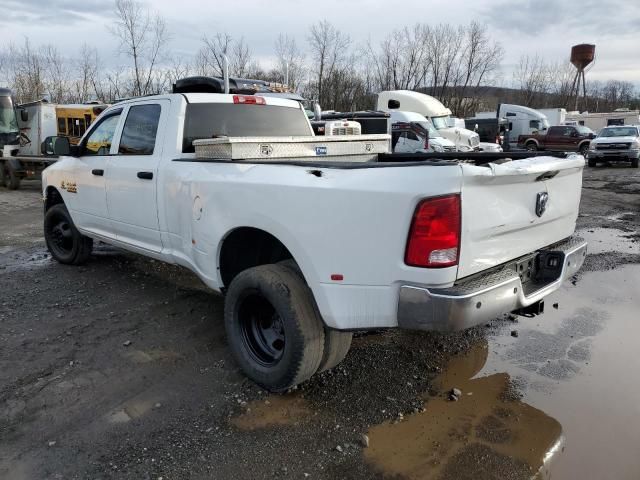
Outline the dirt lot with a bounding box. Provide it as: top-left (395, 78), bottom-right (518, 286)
top-left (1, 164), bottom-right (639, 480)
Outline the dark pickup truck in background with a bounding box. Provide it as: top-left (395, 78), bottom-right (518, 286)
top-left (518, 125), bottom-right (595, 155)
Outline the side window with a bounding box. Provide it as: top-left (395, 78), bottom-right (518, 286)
top-left (118, 104), bottom-right (161, 155)
top-left (83, 112), bottom-right (122, 156)
top-left (563, 127), bottom-right (574, 137)
top-left (57, 117), bottom-right (66, 135)
top-left (406, 131), bottom-right (419, 141)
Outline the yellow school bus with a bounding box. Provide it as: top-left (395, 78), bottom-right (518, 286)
top-left (55, 104), bottom-right (108, 145)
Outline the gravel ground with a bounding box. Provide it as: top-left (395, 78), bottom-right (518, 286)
top-left (0, 162), bottom-right (638, 480)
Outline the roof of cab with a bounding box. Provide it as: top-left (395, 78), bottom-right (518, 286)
top-left (183, 93), bottom-right (302, 108)
top-left (112, 92), bottom-right (302, 109)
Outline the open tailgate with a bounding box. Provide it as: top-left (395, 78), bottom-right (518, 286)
top-left (457, 155), bottom-right (584, 279)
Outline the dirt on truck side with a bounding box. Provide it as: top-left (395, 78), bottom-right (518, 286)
top-left (1, 165), bottom-right (640, 480)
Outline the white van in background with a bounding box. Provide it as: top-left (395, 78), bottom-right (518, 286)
top-left (377, 90), bottom-right (480, 151)
top-left (389, 111), bottom-right (456, 153)
top-left (476, 104), bottom-right (549, 151)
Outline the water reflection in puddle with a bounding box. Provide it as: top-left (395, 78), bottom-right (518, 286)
top-left (364, 342), bottom-right (562, 479)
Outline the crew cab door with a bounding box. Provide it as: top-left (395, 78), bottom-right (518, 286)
top-left (105, 101), bottom-right (167, 253)
top-left (66, 108), bottom-right (123, 238)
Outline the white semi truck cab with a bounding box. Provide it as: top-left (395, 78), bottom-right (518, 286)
top-left (377, 90), bottom-right (480, 152)
top-left (388, 110), bottom-right (456, 153)
top-left (476, 104), bottom-right (550, 151)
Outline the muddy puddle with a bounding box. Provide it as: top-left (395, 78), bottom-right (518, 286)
top-left (365, 262), bottom-right (640, 480)
top-left (364, 341), bottom-right (562, 479)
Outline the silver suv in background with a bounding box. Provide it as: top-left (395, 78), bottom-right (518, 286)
top-left (587, 125), bottom-right (640, 168)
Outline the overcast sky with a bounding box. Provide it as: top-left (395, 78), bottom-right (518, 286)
top-left (2, 0), bottom-right (639, 86)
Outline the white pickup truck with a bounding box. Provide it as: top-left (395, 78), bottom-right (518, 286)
top-left (40, 88), bottom-right (588, 391)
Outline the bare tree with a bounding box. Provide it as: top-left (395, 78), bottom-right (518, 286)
top-left (111, 0), bottom-right (169, 97)
top-left (42, 45), bottom-right (69, 103)
top-left (75, 44), bottom-right (101, 102)
top-left (199, 33), bottom-right (254, 78)
top-left (448, 22), bottom-right (503, 116)
top-left (5, 39), bottom-right (46, 103)
top-left (307, 20), bottom-right (351, 105)
top-left (274, 34), bottom-right (305, 90)
top-left (512, 54), bottom-right (550, 107)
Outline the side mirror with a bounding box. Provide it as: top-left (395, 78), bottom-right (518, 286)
top-left (41, 136), bottom-right (71, 156)
top-left (313, 103), bottom-right (322, 120)
top-left (20, 109), bottom-right (28, 122)
top-left (387, 99), bottom-right (400, 110)
top-left (571, 131), bottom-right (579, 137)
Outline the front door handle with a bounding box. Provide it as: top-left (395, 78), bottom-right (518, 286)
top-left (137, 171), bottom-right (153, 180)
top-left (91, 169), bottom-right (104, 176)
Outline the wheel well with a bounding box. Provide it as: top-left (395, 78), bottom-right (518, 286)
top-left (526, 140), bottom-right (537, 146)
top-left (219, 227), bottom-right (294, 287)
top-left (45, 187), bottom-right (64, 211)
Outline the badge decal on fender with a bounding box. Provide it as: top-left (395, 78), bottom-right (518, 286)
top-left (536, 192), bottom-right (549, 217)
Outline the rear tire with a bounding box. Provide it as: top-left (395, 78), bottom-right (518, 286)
top-left (44, 204), bottom-right (93, 265)
top-left (224, 264), bottom-right (325, 392)
top-left (278, 259), bottom-right (353, 372)
top-left (317, 329), bottom-right (353, 372)
top-left (525, 142), bottom-right (537, 151)
top-left (632, 158), bottom-right (639, 168)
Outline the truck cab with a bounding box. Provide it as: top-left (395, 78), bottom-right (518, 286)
top-left (519, 125), bottom-right (595, 154)
top-left (476, 104), bottom-right (550, 151)
top-left (377, 90), bottom-right (480, 152)
top-left (0, 88), bottom-right (21, 156)
top-left (389, 110), bottom-right (456, 153)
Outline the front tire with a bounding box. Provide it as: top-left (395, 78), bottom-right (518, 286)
top-left (579, 144), bottom-right (589, 156)
top-left (224, 264), bottom-right (325, 392)
top-left (588, 158), bottom-right (596, 167)
top-left (631, 158), bottom-right (639, 168)
top-left (44, 204), bottom-right (93, 265)
top-left (525, 142), bottom-right (537, 151)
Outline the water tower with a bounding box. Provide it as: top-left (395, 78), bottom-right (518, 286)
top-left (569, 44), bottom-right (595, 111)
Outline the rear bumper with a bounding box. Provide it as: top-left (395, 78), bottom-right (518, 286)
top-left (397, 236), bottom-right (587, 331)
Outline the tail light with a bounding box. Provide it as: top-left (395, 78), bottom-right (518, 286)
top-left (405, 194), bottom-right (460, 268)
top-left (233, 95), bottom-right (266, 105)
top-left (424, 136), bottom-right (429, 150)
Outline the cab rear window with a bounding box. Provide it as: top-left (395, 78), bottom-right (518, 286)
top-left (182, 103), bottom-right (311, 153)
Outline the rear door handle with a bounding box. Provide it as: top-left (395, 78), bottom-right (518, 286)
top-left (137, 171), bottom-right (153, 180)
top-left (91, 169), bottom-right (104, 176)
